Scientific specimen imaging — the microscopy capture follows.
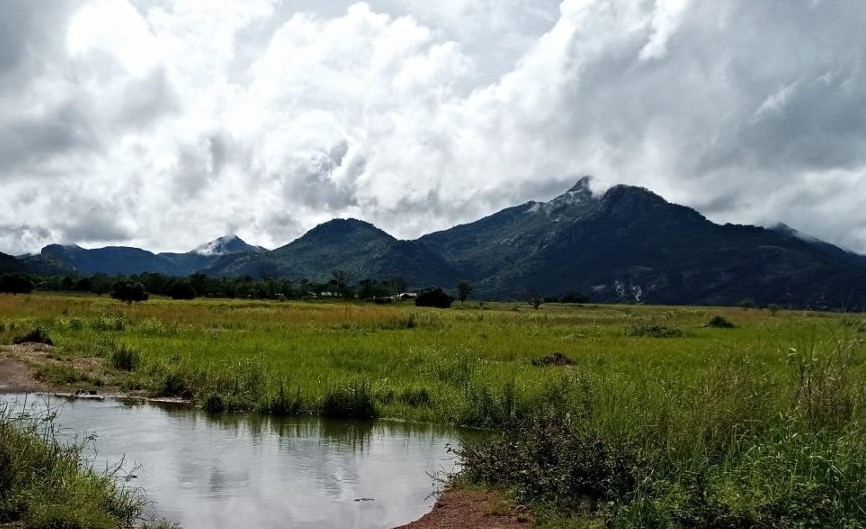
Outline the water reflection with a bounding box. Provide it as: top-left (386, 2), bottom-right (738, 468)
top-left (1, 394), bottom-right (462, 529)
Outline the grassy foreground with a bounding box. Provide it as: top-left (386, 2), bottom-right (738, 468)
top-left (1, 293), bottom-right (865, 527)
top-left (0, 400), bottom-right (174, 529)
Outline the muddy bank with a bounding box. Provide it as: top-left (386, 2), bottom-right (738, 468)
top-left (394, 486), bottom-right (532, 529)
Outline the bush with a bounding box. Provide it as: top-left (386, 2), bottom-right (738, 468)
top-left (705, 315), bottom-right (736, 328)
top-left (13, 327), bottom-right (54, 346)
top-left (110, 281), bottom-right (149, 304)
top-left (626, 323), bottom-right (683, 338)
top-left (169, 282), bottom-right (197, 300)
top-left (460, 413), bottom-right (639, 510)
top-left (0, 273), bottom-right (35, 294)
top-left (415, 287), bottom-right (452, 309)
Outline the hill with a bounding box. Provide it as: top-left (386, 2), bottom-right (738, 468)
top-left (205, 219), bottom-right (459, 288)
top-left (21, 236), bottom-right (265, 277)
top-left (0, 251), bottom-right (23, 273)
top-left (420, 178), bottom-right (866, 308)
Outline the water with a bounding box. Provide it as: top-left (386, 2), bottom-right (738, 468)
top-left (0, 394), bottom-right (464, 529)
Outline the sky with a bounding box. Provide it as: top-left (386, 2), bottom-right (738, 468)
top-left (1, 0), bottom-right (865, 255)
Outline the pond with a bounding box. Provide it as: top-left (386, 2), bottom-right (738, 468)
top-left (1, 394), bottom-right (465, 529)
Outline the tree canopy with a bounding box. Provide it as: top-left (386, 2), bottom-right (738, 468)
top-left (111, 280), bottom-right (149, 304)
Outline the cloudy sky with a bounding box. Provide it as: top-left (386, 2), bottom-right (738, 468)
top-left (2, 0), bottom-right (865, 255)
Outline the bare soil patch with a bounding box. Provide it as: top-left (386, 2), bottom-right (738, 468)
top-left (394, 486), bottom-right (533, 529)
top-left (0, 345), bottom-right (50, 392)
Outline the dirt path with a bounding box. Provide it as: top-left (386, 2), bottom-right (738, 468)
top-left (0, 346), bottom-right (48, 392)
top-left (394, 486), bottom-right (533, 529)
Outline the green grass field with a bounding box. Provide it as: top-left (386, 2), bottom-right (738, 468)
top-left (2, 293), bottom-right (865, 527)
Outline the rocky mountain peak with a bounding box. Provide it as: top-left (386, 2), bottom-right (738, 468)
top-left (194, 235), bottom-right (263, 256)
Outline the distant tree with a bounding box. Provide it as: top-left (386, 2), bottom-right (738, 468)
top-left (0, 273), bottom-right (35, 295)
top-left (189, 273), bottom-right (209, 297)
top-left (388, 276), bottom-right (408, 295)
top-left (91, 274), bottom-right (113, 296)
top-left (527, 289), bottom-right (543, 310)
top-left (415, 287), bottom-right (452, 309)
top-left (329, 270), bottom-right (354, 299)
top-left (75, 276), bottom-right (93, 292)
top-left (456, 280), bottom-right (473, 306)
top-left (170, 281), bottom-right (197, 300)
top-left (560, 290), bottom-right (590, 304)
top-left (138, 272), bottom-right (169, 296)
top-left (111, 280), bottom-right (149, 304)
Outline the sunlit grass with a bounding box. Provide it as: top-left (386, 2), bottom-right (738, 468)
top-left (3, 292), bottom-right (865, 527)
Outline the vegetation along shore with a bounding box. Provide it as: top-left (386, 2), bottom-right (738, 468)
top-left (1, 292), bottom-right (865, 528)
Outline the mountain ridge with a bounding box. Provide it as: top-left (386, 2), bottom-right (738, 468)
top-left (7, 179), bottom-right (866, 308)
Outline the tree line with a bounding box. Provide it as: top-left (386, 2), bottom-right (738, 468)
top-left (0, 271), bottom-right (412, 302)
top-left (1, 270), bottom-right (591, 307)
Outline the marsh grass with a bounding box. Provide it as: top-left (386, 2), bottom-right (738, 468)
top-left (0, 399), bottom-right (151, 529)
top-left (2, 293), bottom-right (865, 526)
top-left (463, 336), bottom-right (866, 528)
top-left (111, 345), bottom-right (142, 371)
top-left (321, 380), bottom-right (378, 419)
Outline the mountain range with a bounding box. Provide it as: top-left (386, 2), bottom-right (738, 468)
top-left (15, 235), bottom-right (266, 277)
top-left (5, 178), bottom-right (866, 308)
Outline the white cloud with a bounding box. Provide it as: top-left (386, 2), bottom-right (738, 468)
top-left (639, 0), bottom-right (695, 61)
top-left (1, 0), bottom-right (866, 256)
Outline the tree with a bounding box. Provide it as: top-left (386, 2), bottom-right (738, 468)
top-left (388, 276), bottom-right (408, 296)
top-left (415, 287), bottom-right (452, 309)
top-left (456, 280), bottom-right (473, 306)
top-left (0, 273), bottom-right (35, 295)
top-left (111, 280), bottom-right (149, 304)
top-left (170, 281), bottom-right (197, 300)
top-left (329, 270), bottom-right (354, 299)
top-left (560, 290), bottom-right (590, 304)
top-left (91, 274), bottom-right (113, 296)
top-left (527, 289), bottom-right (543, 310)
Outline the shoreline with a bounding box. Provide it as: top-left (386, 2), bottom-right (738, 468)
top-left (1, 351), bottom-right (532, 529)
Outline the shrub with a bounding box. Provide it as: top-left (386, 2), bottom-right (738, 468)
top-left (110, 281), bottom-right (149, 304)
top-left (460, 413), bottom-right (639, 510)
top-left (415, 287), bottom-right (452, 308)
top-left (169, 282), bottom-right (197, 300)
top-left (705, 315), bottom-right (736, 328)
top-left (13, 327), bottom-right (53, 346)
top-left (0, 273), bottom-right (35, 294)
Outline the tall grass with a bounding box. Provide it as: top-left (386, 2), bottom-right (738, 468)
top-left (2, 293), bottom-right (865, 526)
top-left (0, 399), bottom-right (157, 529)
top-left (461, 335), bottom-right (866, 528)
